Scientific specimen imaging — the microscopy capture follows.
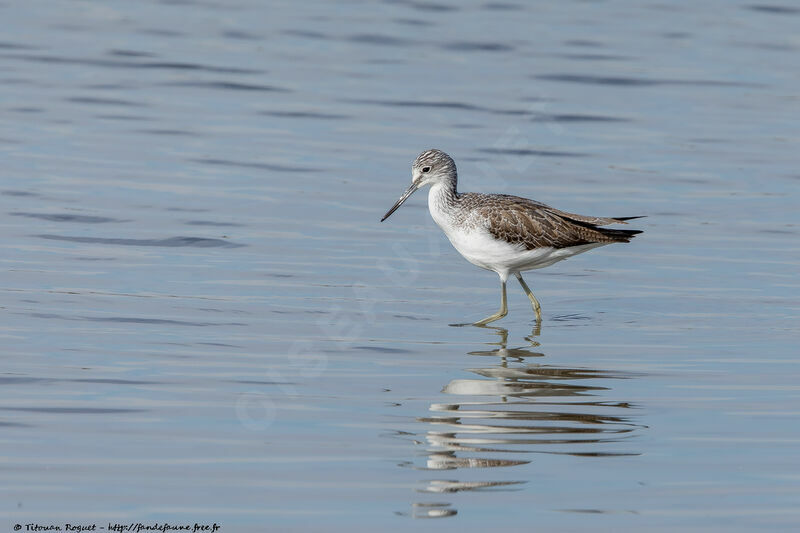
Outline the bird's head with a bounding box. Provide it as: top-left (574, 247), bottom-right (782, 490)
top-left (381, 149), bottom-right (457, 222)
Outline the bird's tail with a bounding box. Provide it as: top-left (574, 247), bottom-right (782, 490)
top-left (596, 227), bottom-right (643, 243)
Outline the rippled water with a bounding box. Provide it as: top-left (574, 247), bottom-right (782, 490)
top-left (2, 1), bottom-right (799, 531)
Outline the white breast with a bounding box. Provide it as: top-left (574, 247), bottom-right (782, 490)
top-left (428, 186), bottom-right (606, 280)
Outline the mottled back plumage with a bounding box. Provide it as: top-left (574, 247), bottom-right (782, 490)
top-left (458, 193), bottom-right (642, 250)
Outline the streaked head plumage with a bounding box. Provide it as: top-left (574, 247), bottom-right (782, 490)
top-left (381, 149), bottom-right (457, 222)
top-left (411, 149), bottom-right (457, 186)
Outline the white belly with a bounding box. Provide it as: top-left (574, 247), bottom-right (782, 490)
top-left (431, 205), bottom-right (604, 279)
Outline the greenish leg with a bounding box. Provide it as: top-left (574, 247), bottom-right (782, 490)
top-left (473, 279), bottom-right (508, 326)
top-left (515, 272), bottom-right (542, 322)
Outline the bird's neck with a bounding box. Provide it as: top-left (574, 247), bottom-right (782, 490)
top-left (428, 179), bottom-right (459, 218)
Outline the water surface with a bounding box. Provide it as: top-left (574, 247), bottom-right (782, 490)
top-left (1, 1), bottom-right (799, 531)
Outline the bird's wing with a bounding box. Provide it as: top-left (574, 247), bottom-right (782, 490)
top-left (463, 194), bottom-right (641, 250)
top-left (551, 210), bottom-right (644, 226)
top-left (499, 195), bottom-right (642, 226)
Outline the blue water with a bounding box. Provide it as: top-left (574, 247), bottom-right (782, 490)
top-left (2, 1), bottom-right (799, 531)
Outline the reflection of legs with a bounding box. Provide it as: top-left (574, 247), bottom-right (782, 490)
top-left (515, 272), bottom-right (542, 321)
top-left (474, 279), bottom-right (507, 326)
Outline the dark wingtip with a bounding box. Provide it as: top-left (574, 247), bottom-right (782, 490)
top-left (601, 227), bottom-right (643, 243)
top-left (614, 215), bottom-right (646, 222)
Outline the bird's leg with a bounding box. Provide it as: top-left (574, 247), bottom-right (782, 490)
top-left (515, 272), bottom-right (542, 322)
top-left (474, 279), bottom-right (508, 326)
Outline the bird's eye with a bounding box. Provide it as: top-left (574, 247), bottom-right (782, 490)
top-left (422, 166), bottom-right (431, 173)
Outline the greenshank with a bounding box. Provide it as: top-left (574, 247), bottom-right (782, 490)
top-left (381, 149), bottom-right (642, 325)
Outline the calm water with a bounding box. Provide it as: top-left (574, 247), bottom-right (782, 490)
top-left (2, 1), bottom-right (799, 531)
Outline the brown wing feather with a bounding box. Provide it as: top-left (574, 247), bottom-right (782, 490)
top-left (461, 193), bottom-right (642, 250)
top-left (488, 194), bottom-right (640, 226)
top-left (550, 209), bottom-right (643, 226)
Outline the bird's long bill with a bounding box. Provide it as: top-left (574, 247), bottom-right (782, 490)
top-left (380, 181), bottom-right (420, 222)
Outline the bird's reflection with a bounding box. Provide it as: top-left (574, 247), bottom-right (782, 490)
top-left (400, 325), bottom-right (644, 518)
